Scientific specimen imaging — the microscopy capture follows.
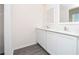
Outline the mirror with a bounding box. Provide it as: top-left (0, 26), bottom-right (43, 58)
top-left (69, 7), bottom-right (79, 22)
top-left (60, 4), bottom-right (79, 23)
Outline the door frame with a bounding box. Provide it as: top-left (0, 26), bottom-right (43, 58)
top-left (4, 4), bottom-right (13, 55)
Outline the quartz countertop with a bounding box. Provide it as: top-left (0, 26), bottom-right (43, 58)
top-left (36, 27), bottom-right (79, 37)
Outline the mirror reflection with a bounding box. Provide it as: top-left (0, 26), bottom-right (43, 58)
top-left (69, 7), bottom-right (79, 22)
top-left (60, 4), bottom-right (79, 23)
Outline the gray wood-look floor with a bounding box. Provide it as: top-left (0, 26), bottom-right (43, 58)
top-left (14, 44), bottom-right (49, 55)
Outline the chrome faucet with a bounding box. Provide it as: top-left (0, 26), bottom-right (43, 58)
top-left (64, 26), bottom-right (67, 31)
top-left (45, 25), bottom-right (50, 29)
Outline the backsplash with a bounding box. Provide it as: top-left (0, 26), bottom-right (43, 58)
top-left (47, 23), bottom-right (79, 34)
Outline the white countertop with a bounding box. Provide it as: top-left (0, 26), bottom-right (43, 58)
top-left (36, 27), bottom-right (79, 37)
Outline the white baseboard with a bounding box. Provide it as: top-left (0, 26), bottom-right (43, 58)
top-left (14, 41), bottom-right (37, 50)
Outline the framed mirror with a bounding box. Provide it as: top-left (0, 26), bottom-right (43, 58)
top-left (60, 4), bottom-right (79, 23)
top-left (69, 7), bottom-right (79, 22)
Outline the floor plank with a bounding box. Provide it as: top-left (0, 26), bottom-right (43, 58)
top-left (14, 44), bottom-right (49, 55)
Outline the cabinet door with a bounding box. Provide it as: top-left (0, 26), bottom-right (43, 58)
top-left (47, 31), bottom-right (77, 55)
top-left (47, 31), bottom-right (58, 54)
top-left (77, 38), bottom-right (79, 54)
top-left (56, 33), bottom-right (77, 55)
top-left (36, 29), bottom-right (47, 50)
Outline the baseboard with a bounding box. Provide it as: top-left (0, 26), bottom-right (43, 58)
top-left (14, 41), bottom-right (37, 50)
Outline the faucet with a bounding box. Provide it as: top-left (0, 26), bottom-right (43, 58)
top-left (45, 24), bottom-right (50, 29)
top-left (64, 26), bottom-right (67, 31)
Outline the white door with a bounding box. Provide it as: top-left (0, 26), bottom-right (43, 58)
top-left (36, 29), bottom-right (47, 50)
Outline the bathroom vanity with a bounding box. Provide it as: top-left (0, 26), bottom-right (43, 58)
top-left (36, 27), bottom-right (79, 55)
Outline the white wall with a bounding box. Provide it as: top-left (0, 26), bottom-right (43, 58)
top-left (12, 4), bottom-right (44, 50)
top-left (42, 4), bottom-right (54, 26)
top-left (67, 4), bottom-right (79, 9)
top-left (0, 4), bottom-right (4, 54)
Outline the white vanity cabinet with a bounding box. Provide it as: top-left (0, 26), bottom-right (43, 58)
top-left (47, 31), bottom-right (77, 55)
top-left (56, 33), bottom-right (77, 55)
top-left (77, 39), bottom-right (79, 54)
top-left (36, 28), bottom-right (78, 55)
top-left (36, 29), bottom-right (47, 50)
top-left (47, 32), bottom-right (58, 54)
